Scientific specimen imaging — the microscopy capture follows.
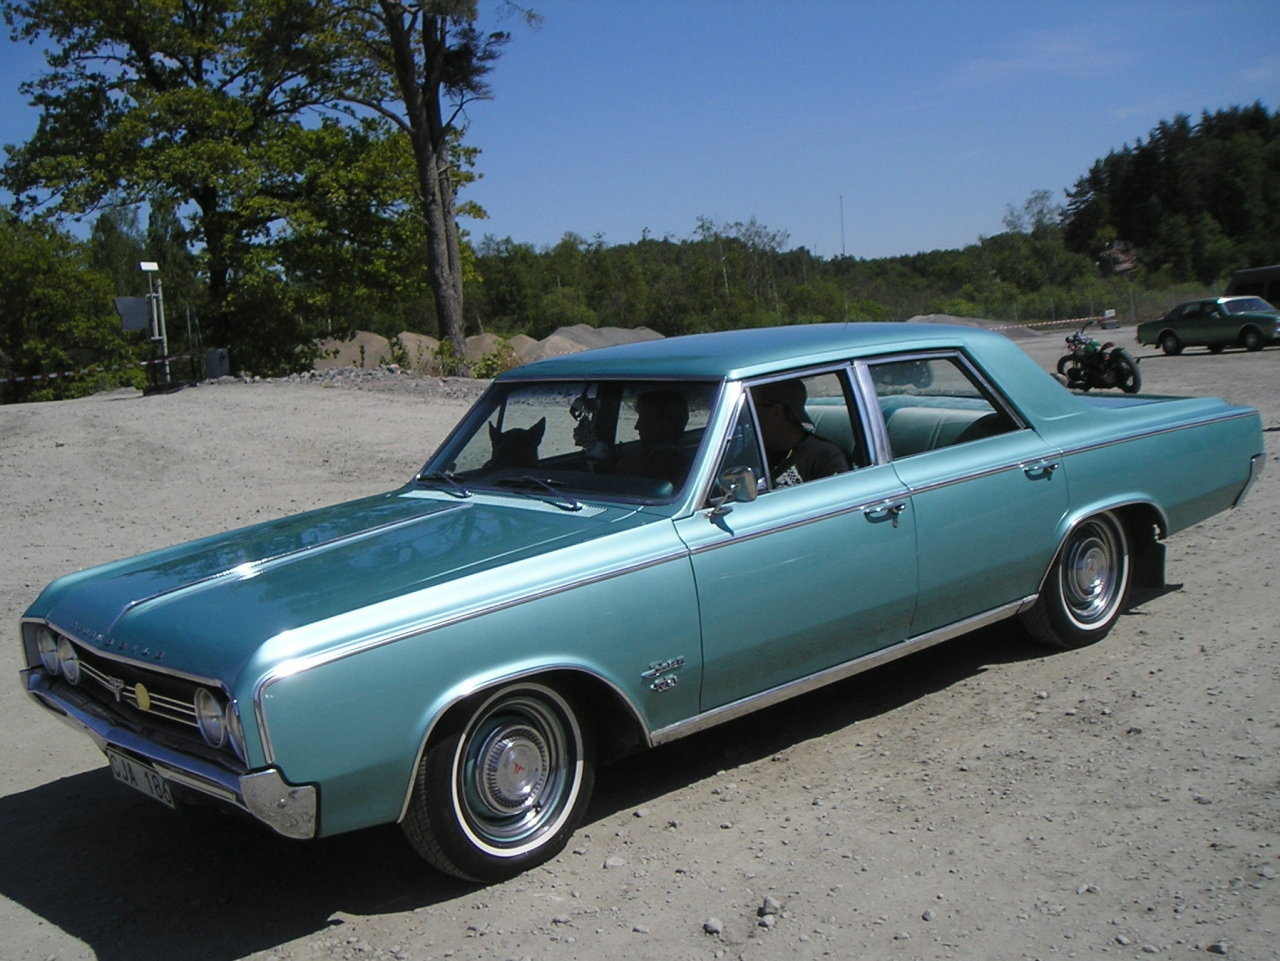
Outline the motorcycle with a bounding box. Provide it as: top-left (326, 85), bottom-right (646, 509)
top-left (1056, 322), bottom-right (1142, 393)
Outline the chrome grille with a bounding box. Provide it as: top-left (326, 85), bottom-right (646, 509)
top-left (77, 659), bottom-right (199, 728)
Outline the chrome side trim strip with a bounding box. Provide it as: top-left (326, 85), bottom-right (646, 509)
top-left (896, 453), bottom-right (1046, 497)
top-left (648, 596), bottom-right (1035, 747)
top-left (693, 484), bottom-right (911, 552)
top-left (252, 548), bottom-right (691, 763)
top-left (1058, 407), bottom-right (1258, 458)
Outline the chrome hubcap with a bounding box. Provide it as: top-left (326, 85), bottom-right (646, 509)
top-left (454, 688), bottom-right (582, 850)
top-left (477, 724), bottom-right (549, 814)
top-left (1061, 518), bottom-right (1124, 627)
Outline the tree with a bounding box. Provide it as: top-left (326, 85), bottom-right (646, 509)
top-left (0, 215), bottom-right (143, 402)
top-left (2, 2), bottom-right (440, 371)
top-left (1063, 103), bottom-right (1280, 281)
top-left (319, 1), bottom-right (536, 366)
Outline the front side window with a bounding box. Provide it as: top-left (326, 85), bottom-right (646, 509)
top-left (749, 371), bottom-right (855, 488)
top-left (869, 355), bottom-right (1016, 459)
top-left (423, 380), bottom-right (718, 504)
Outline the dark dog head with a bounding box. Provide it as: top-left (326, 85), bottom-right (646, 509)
top-left (487, 417), bottom-right (546, 469)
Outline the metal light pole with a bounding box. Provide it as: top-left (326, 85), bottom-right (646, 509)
top-left (140, 261), bottom-right (169, 385)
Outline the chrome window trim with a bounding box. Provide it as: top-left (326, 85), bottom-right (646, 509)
top-left (850, 348), bottom-right (1029, 467)
top-left (649, 595), bottom-right (1036, 746)
top-left (738, 361), bottom-right (864, 491)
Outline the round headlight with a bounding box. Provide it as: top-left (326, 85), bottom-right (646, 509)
top-left (36, 628), bottom-right (60, 675)
top-left (194, 687), bottom-right (227, 748)
top-left (56, 635), bottom-right (81, 684)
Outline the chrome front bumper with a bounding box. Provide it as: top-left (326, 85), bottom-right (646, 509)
top-left (23, 668), bottom-right (316, 839)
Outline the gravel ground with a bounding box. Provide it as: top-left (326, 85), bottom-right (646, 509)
top-left (1, 326), bottom-right (1277, 961)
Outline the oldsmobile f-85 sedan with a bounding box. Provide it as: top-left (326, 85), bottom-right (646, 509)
top-left (20, 324), bottom-right (1265, 882)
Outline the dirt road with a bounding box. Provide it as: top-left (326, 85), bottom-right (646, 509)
top-left (2, 328), bottom-right (1276, 961)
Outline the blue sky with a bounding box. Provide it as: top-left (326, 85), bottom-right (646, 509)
top-left (3, 0), bottom-right (1278, 259)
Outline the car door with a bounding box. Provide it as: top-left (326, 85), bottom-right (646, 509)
top-left (863, 353), bottom-right (1069, 637)
top-left (675, 369), bottom-right (918, 712)
top-left (1167, 302), bottom-right (1201, 343)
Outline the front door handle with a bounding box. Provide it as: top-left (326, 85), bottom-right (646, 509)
top-left (863, 501), bottom-right (907, 528)
top-left (1023, 460), bottom-right (1060, 481)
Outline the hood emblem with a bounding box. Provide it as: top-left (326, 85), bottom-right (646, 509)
top-left (135, 683), bottom-right (152, 712)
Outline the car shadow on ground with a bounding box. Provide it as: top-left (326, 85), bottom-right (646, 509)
top-left (0, 622), bottom-right (1087, 961)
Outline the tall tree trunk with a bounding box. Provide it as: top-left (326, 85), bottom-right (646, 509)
top-left (379, 2), bottom-right (467, 368)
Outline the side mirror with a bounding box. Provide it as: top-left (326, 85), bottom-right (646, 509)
top-left (709, 465), bottom-right (758, 516)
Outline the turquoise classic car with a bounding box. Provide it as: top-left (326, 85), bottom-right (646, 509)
top-left (20, 324), bottom-right (1265, 882)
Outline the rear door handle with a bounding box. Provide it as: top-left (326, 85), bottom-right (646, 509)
top-left (1023, 460), bottom-right (1060, 480)
top-left (863, 501), bottom-right (907, 527)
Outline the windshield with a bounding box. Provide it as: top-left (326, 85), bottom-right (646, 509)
top-left (1224, 297), bottom-right (1274, 314)
top-left (419, 379), bottom-right (720, 504)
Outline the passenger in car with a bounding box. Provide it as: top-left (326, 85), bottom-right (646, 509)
top-left (616, 389), bottom-right (692, 487)
top-left (753, 380), bottom-right (849, 487)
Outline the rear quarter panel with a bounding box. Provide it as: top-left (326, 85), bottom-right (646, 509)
top-left (1043, 395), bottom-right (1262, 535)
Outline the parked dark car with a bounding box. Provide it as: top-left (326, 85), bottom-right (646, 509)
top-left (1137, 297), bottom-right (1280, 355)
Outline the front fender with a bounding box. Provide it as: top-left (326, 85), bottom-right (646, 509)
top-left (252, 550), bottom-right (701, 837)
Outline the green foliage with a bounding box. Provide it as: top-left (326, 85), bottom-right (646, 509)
top-left (1064, 103), bottom-right (1280, 282)
top-left (0, 216), bottom-right (146, 402)
top-left (471, 338), bottom-right (520, 379)
top-left (432, 339), bottom-right (463, 377)
top-left (3, 63), bottom-right (1276, 395)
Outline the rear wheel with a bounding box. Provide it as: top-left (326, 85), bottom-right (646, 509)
top-left (1022, 512), bottom-right (1131, 650)
top-left (403, 682), bottom-right (595, 883)
top-left (1159, 332), bottom-right (1182, 355)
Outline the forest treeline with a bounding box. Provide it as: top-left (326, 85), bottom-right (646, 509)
top-left (3, 102), bottom-right (1279, 402)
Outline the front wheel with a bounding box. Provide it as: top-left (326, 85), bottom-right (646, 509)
top-left (1160, 332), bottom-right (1182, 355)
top-left (1241, 328), bottom-right (1264, 352)
top-left (403, 682), bottom-right (595, 883)
top-left (1021, 512), bottom-right (1131, 650)
top-left (1111, 349), bottom-right (1142, 393)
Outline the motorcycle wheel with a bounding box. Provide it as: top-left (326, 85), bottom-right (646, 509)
top-left (1111, 349), bottom-right (1142, 393)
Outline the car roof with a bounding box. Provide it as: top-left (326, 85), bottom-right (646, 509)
top-left (498, 322), bottom-right (1002, 382)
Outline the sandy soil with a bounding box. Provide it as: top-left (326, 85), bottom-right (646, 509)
top-left (1, 327), bottom-right (1277, 961)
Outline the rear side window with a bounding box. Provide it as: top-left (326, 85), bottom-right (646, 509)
top-left (868, 356), bottom-right (1016, 459)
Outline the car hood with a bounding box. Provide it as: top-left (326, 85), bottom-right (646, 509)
top-left (30, 487), bottom-right (650, 681)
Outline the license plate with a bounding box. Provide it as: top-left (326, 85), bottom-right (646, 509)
top-left (107, 749), bottom-right (175, 809)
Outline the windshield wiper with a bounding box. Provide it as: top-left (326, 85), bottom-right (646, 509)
top-left (414, 471), bottom-right (472, 498)
top-left (494, 475), bottom-right (583, 512)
